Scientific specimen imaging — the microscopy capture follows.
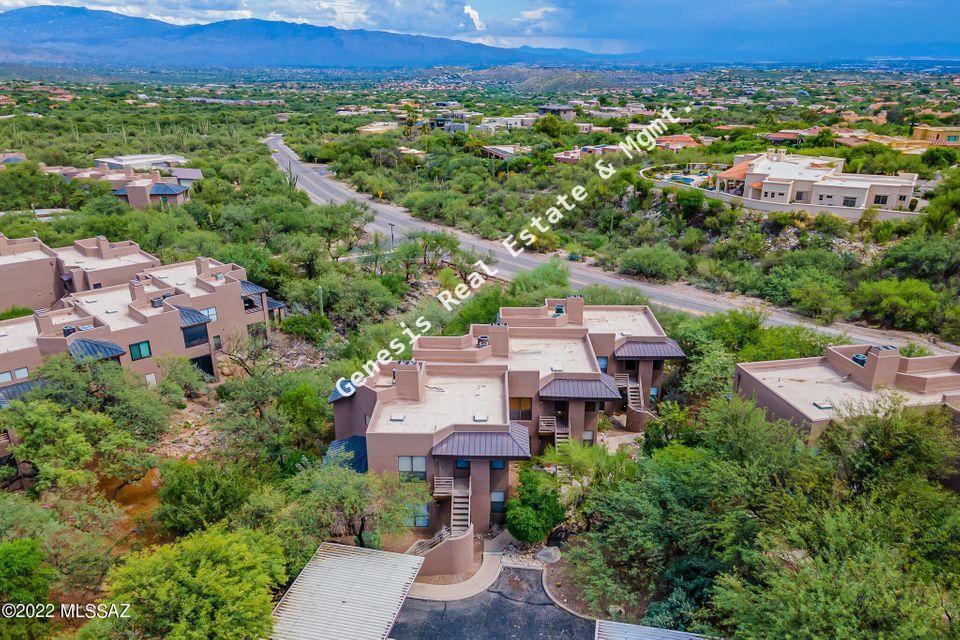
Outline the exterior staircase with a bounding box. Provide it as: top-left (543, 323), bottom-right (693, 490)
top-left (539, 415), bottom-right (570, 447)
top-left (615, 373), bottom-right (643, 411)
top-left (554, 423), bottom-right (570, 446)
top-left (407, 526), bottom-right (450, 556)
top-left (451, 477), bottom-right (471, 534)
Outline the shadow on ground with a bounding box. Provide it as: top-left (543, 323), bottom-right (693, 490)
top-left (392, 566), bottom-right (594, 640)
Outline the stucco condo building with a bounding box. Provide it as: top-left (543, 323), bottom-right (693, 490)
top-left (329, 295), bottom-right (684, 576)
top-left (717, 149), bottom-right (917, 211)
top-left (735, 344), bottom-right (960, 443)
top-left (0, 233), bottom-right (284, 391)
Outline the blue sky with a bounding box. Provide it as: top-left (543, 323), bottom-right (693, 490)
top-left (0, 0), bottom-right (955, 55)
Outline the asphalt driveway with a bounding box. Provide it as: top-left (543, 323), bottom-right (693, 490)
top-left (392, 567), bottom-right (594, 640)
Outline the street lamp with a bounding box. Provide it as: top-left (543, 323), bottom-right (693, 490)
top-left (388, 222), bottom-right (396, 248)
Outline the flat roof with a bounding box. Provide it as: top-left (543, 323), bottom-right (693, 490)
top-left (0, 248), bottom-right (50, 266)
top-left (271, 543), bottom-right (423, 640)
top-left (74, 283), bottom-right (165, 330)
top-left (506, 336), bottom-right (596, 376)
top-left (0, 317), bottom-right (38, 354)
top-left (147, 262), bottom-right (219, 298)
top-left (581, 308), bottom-right (661, 338)
top-left (369, 373), bottom-right (506, 434)
top-left (54, 246), bottom-right (155, 272)
top-left (750, 362), bottom-right (944, 422)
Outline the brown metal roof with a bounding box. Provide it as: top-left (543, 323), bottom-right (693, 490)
top-left (432, 423), bottom-right (531, 459)
top-left (614, 338), bottom-right (686, 360)
top-left (539, 374), bottom-right (622, 400)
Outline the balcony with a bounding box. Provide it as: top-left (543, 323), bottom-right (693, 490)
top-left (433, 476), bottom-right (454, 497)
top-left (539, 416), bottom-right (570, 446)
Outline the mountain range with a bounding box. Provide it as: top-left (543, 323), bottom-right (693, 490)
top-left (0, 6), bottom-right (958, 70)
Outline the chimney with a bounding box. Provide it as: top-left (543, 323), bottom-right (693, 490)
top-left (96, 235), bottom-right (111, 257)
top-left (128, 278), bottom-right (146, 302)
top-left (393, 361), bottom-right (425, 401)
top-left (195, 256), bottom-right (211, 276)
top-left (33, 312), bottom-right (54, 336)
top-left (565, 294), bottom-right (585, 324)
top-left (484, 323), bottom-right (510, 357)
top-left (124, 166), bottom-right (135, 178)
top-left (150, 170), bottom-right (162, 182)
top-left (863, 345), bottom-right (901, 389)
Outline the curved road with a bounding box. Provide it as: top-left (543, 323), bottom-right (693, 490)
top-left (265, 134), bottom-right (953, 353)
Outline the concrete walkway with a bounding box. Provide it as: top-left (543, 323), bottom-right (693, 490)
top-left (408, 530), bottom-right (515, 601)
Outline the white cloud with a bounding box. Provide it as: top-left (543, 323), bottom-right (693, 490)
top-left (518, 5), bottom-right (555, 20)
top-left (463, 4), bottom-right (484, 30)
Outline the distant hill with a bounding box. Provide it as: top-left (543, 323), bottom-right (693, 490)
top-left (0, 6), bottom-right (597, 69)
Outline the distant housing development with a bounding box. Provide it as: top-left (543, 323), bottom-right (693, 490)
top-left (40, 163), bottom-right (197, 209)
top-left (717, 149), bottom-right (917, 211)
top-left (329, 295), bottom-right (684, 576)
top-left (0, 233), bottom-right (284, 391)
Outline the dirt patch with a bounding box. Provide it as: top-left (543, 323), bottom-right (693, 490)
top-left (155, 395), bottom-right (224, 460)
top-left (544, 548), bottom-right (649, 621)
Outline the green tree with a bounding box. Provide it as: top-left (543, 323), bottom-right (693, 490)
top-left (0, 538), bottom-right (53, 640)
top-left (504, 467), bottom-right (565, 542)
top-left (82, 528), bottom-right (285, 640)
top-left (156, 460), bottom-right (253, 534)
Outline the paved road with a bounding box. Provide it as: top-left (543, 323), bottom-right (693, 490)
top-left (265, 135), bottom-right (954, 353)
top-left (392, 567), bottom-right (593, 640)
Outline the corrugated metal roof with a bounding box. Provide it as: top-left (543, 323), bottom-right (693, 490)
top-left (432, 422), bottom-right (531, 459)
top-left (266, 296), bottom-right (286, 311)
top-left (614, 339), bottom-right (686, 360)
top-left (539, 374), bottom-right (622, 400)
top-left (595, 620), bottom-right (711, 640)
top-left (324, 436), bottom-right (368, 473)
top-left (68, 338), bottom-right (125, 362)
top-left (174, 305), bottom-right (211, 327)
top-left (240, 280), bottom-right (267, 296)
top-left (271, 543), bottom-right (423, 640)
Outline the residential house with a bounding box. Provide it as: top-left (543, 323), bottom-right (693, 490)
top-left (328, 296), bottom-right (683, 576)
top-left (912, 125), bottom-right (960, 147)
top-left (537, 104), bottom-right (576, 121)
top-left (93, 154), bottom-right (188, 170)
top-left (717, 149), bottom-right (917, 211)
top-left (356, 121), bottom-right (399, 135)
top-left (553, 145), bottom-right (619, 164)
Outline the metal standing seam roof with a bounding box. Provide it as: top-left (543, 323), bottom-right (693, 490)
top-left (240, 280), bottom-right (268, 296)
top-left (613, 338), bottom-right (686, 360)
top-left (270, 543), bottom-right (423, 640)
top-left (0, 378), bottom-right (44, 409)
top-left (595, 620), bottom-right (712, 640)
top-left (328, 381), bottom-right (353, 403)
top-left (266, 296), bottom-right (287, 311)
top-left (324, 435), bottom-right (368, 473)
top-left (174, 305), bottom-right (211, 327)
top-left (539, 374), bottom-right (622, 400)
top-left (432, 422), bottom-right (531, 459)
top-left (67, 338), bottom-right (126, 362)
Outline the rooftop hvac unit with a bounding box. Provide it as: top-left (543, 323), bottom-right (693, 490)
top-left (389, 414), bottom-right (405, 423)
top-left (62, 325), bottom-right (76, 337)
top-left (477, 335), bottom-right (489, 348)
top-left (473, 415), bottom-right (488, 423)
top-left (78, 325), bottom-right (94, 332)
top-left (555, 304), bottom-right (565, 315)
top-left (852, 353), bottom-right (868, 367)
top-left (150, 297), bottom-right (164, 308)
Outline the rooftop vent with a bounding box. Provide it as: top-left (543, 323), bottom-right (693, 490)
top-left (105, 309), bottom-right (117, 314)
top-left (84, 298), bottom-right (97, 303)
top-left (0, 331), bottom-right (7, 338)
top-left (389, 414), bottom-right (405, 423)
top-left (477, 335), bottom-right (489, 348)
top-left (812, 401), bottom-right (834, 410)
top-left (550, 366), bottom-right (564, 372)
top-left (175, 281), bottom-right (186, 286)
top-left (162, 292), bottom-right (174, 299)
top-left (473, 415), bottom-right (488, 423)
top-left (150, 297), bottom-right (164, 308)
top-left (78, 325), bottom-right (94, 332)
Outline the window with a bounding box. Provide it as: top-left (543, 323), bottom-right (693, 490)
top-left (583, 431), bottom-right (594, 446)
top-left (213, 335), bottom-right (222, 350)
top-left (596, 356), bottom-right (608, 373)
top-left (795, 191), bottom-right (806, 201)
top-left (509, 397), bottom-right (532, 421)
top-left (0, 371), bottom-right (11, 383)
top-left (585, 401), bottom-right (596, 412)
top-left (92, 283), bottom-right (102, 289)
top-left (456, 458), bottom-right (471, 470)
top-left (653, 359), bottom-right (663, 371)
top-left (649, 386), bottom-right (660, 402)
top-left (201, 306), bottom-right (218, 322)
top-left (842, 196), bottom-right (857, 208)
top-left (404, 503), bottom-right (429, 528)
top-left (818, 194), bottom-right (824, 201)
top-left (490, 459), bottom-right (506, 470)
top-left (182, 324), bottom-right (209, 348)
top-left (13, 367), bottom-right (28, 380)
top-left (398, 456), bottom-right (426, 481)
top-left (491, 491), bottom-right (506, 513)
top-left (948, 135), bottom-right (959, 143)
top-left (129, 340), bottom-right (152, 361)
top-left (873, 195), bottom-right (888, 205)
top-left (899, 194), bottom-right (907, 201)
